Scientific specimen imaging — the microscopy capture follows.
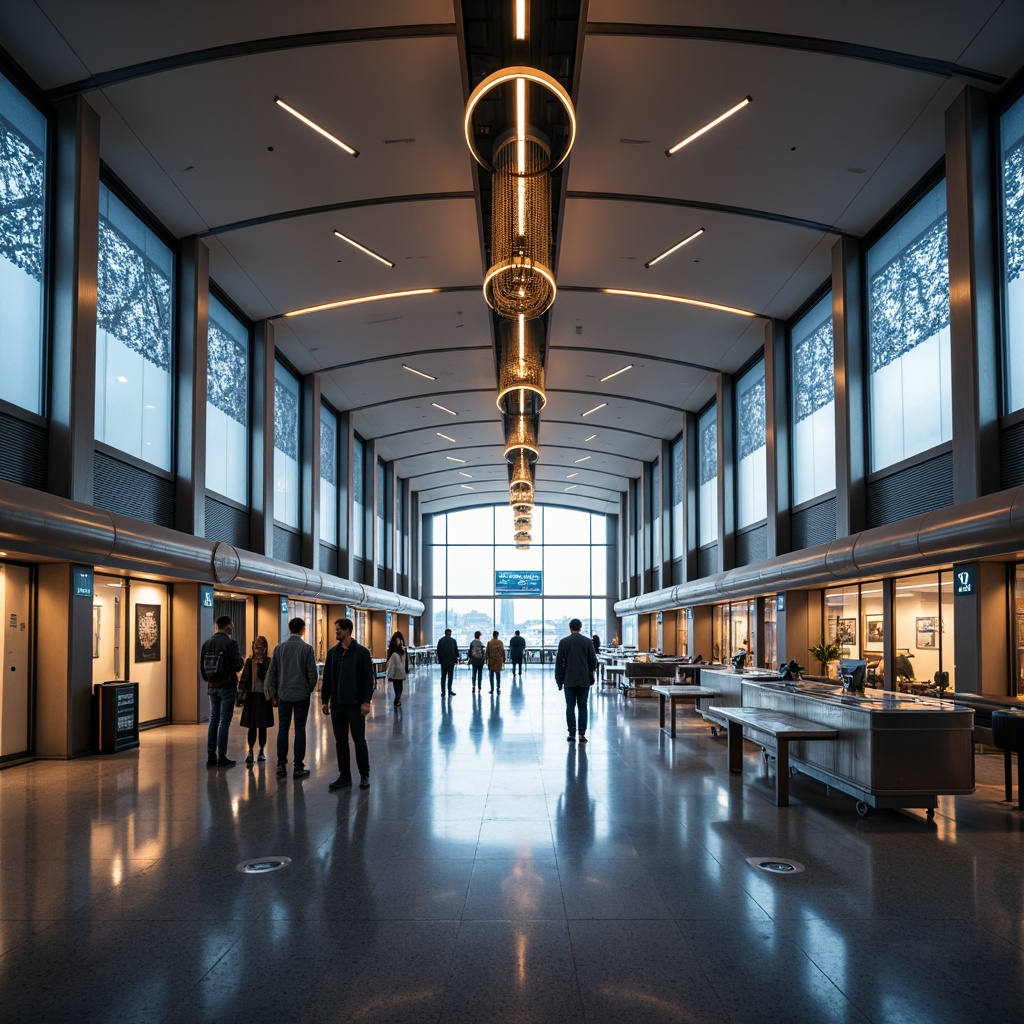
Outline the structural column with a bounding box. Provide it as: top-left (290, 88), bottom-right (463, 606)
top-left (300, 372), bottom-right (322, 570)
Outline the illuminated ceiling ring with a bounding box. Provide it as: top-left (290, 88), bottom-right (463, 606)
top-left (464, 65), bottom-right (577, 173)
top-left (483, 259), bottom-right (557, 321)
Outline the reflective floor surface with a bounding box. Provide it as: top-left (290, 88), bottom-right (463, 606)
top-left (2, 666), bottom-right (1024, 1023)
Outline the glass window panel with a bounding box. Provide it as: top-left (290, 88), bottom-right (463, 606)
top-left (939, 571), bottom-right (955, 692)
top-left (273, 362), bottom-right (300, 527)
top-left (1015, 566), bottom-right (1024, 696)
top-left (503, 599), bottom-right (543, 657)
top-left (352, 435), bottom-right (365, 557)
top-left (651, 460), bottom-right (661, 563)
top-left (860, 582), bottom-right (885, 683)
top-left (0, 72), bottom-right (46, 415)
top-left (545, 545), bottom-right (592, 595)
top-left (396, 478), bottom-right (405, 573)
top-left (698, 406), bottom-right (718, 546)
top-left (448, 546), bottom-right (494, 595)
top-left (441, 598), bottom-right (494, 647)
top-left (1002, 93), bottom-right (1024, 414)
top-left (432, 546), bottom-right (447, 597)
top-left (791, 292), bottom-right (835, 505)
top-left (433, 512), bottom-right (446, 545)
top-left (823, 584), bottom-right (861, 659)
top-left (447, 506), bottom-right (495, 544)
top-left (893, 573), bottom-right (941, 693)
top-left (96, 184), bottom-right (174, 469)
top-left (493, 504), bottom-right (514, 539)
top-left (543, 506), bottom-right (588, 544)
top-left (495, 543), bottom-right (542, 573)
top-left (205, 294), bottom-right (249, 503)
top-left (591, 600), bottom-right (607, 645)
top-left (867, 181), bottom-right (951, 471)
top-left (543, 599), bottom-right (590, 645)
top-left (671, 435), bottom-right (684, 560)
top-left (376, 459), bottom-right (386, 567)
top-left (319, 405), bottom-right (338, 543)
top-left (590, 547), bottom-right (607, 596)
top-left (590, 513), bottom-right (604, 542)
top-left (736, 360), bottom-right (766, 528)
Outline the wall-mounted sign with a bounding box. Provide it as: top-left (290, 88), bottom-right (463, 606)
top-left (73, 567), bottom-right (93, 598)
top-left (776, 594), bottom-right (786, 612)
top-left (201, 586), bottom-right (214, 608)
top-left (495, 570), bottom-right (542, 595)
top-left (280, 597), bottom-right (290, 614)
top-left (953, 565), bottom-right (975, 596)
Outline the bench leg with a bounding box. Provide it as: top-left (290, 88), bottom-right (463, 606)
top-left (669, 698), bottom-right (677, 739)
top-left (1018, 751), bottom-right (1024, 811)
top-left (1005, 749), bottom-right (1013, 802)
top-left (728, 722), bottom-right (744, 774)
top-left (658, 693), bottom-right (666, 732)
top-left (775, 739), bottom-right (790, 806)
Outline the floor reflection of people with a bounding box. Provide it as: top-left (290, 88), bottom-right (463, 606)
top-left (509, 673), bottom-right (525, 713)
top-left (487, 691), bottom-right (503, 744)
top-left (438, 693), bottom-right (456, 755)
top-left (469, 690), bottom-right (484, 751)
top-left (555, 744), bottom-right (595, 863)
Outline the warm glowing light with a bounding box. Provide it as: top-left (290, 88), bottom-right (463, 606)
top-left (446, 456), bottom-right (466, 463)
top-left (436, 432), bottom-right (457, 443)
top-left (574, 456), bottom-right (591, 463)
top-left (404, 364), bottom-right (437, 380)
top-left (333, 229), bottom-right (394, 268)
top-left (600, 365), bottom-right (633, 382)
top-left (515, 0), bottom-right (527, 39)
top-left (275, 96), bottom-right (359, 156)
top-left (581, 403), bottom-right (607, 417)
top-left (566, 472), bottom-right (579, 479)
top-left (645, 228), bottom-right (705, 268)
top-left (602, 288), bottom-right (756, 318)
top-left (584, 434), bottom-right (597, 442)
top-left (461, 484), bottom-right (474, 490)
top-left (666, 96), bottom-right (751, 156)
top-left (283, 288), bottom-right (438, 318)
top-left (459, 471), bottom-right (473, 478)
top-left (565, 485), bottom-right (577, 491)
top-left (432, 403), bottom-right (458, 416)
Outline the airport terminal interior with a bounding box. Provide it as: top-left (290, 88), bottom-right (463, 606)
top-left (4, 2), bottom-right (1024, 1021)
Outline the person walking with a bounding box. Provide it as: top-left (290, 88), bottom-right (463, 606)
top-left (321, 617), bottom-right (374, 790)
top-left (238, 635), bottom-right (274, 764)
top-left (486, 630), bottom-right (505, 693)
top-left (386, 631), bottom-right (408, 710)
top-left (267, 617), bottom-right (319, 779)
top-left (467, 630), bottom-right (486, 692)
top-left (555, 617), bottom-right (598, 743)
top-left (436, 628), bottom-right (459, 696)
top-left (508, 629), bottom-right (526, 679)
top-left (200, 615), bottom-right (244, 767)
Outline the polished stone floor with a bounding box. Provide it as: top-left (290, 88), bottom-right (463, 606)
top-left (2, 665), bottom-right (1024, 1023)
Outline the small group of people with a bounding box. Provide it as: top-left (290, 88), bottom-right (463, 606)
top-left (438, 628), bottom-right (510, 694)
top-left (201, 614), bottom-right (374, 790)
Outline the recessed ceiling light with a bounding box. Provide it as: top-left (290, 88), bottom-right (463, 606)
top-left (566, 472), bottom-right (579, 479)
top-left (460, 484), bottom-right (474, 490)
top-left (584, 434), bottom-right (597, 442)
top-left (459, 471), bottom-right (473, 478)
top-left (333, 230), bottom-right (394, 268)
top-left (666, 96), bottom-right (751, 156)
top-left (599, 364), bottom-right (633, 383)
top-left (581, 403), bottom-right (607, 417)
top-left (283, 288), bottom-right (438, 318)
top-left (275, 96), bottom-right (359, 157)
top-left (645, 228), bottom-right (705, 269)
top-left (446, 456), bottom-right (466, 463)
top-left (432, 402), bottom-right (458, 416)
top-left (436, 432), bottom-right (457, 443)
top-left (404, 364), bottom-right (437, 380)
top-left (602, 288), bottom-right (756, 318)
top-left (574, 456), bottom-right (591, 463)
top-left (565, 485), bottom-right (577, 491)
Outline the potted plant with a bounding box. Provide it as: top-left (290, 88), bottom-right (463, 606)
top-left (808, 636), bottom-right (844, 678)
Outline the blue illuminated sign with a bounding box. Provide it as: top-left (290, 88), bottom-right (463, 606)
top-left (495, 570), bottom-right (543, 595)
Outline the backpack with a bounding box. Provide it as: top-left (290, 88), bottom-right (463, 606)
top-left (201, 637), bottom-right (230, 684)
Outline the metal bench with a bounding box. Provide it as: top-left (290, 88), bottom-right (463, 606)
top-left (709, 706), bottom-right (838, 806)
top-left (651, 685), bottom-right (719, 738)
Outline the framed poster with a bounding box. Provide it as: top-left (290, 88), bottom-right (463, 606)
top-left (135, 604), bottom-right (161, 662)
top-left (864, 614), bottom-right (884, 649)
top-left (916, 616), bottom-right (937, 649)
top-left (828, 616), bottom-right (856, 644)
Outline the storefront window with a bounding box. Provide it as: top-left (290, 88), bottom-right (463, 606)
top-left (1015, 566), bottom-right (1024, 694)
top-left (677, 610), bottom-right (689, 658)
top-left (893, 571), bottom-right (954, 693)
top-left (0, 562), bottom-right (31, 759)
top-left (861, 583), bottom-right (885, 684)
top-left (763, 599), bottom-right (777, 669)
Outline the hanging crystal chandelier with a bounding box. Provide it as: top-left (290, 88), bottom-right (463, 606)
top-left (496, 315), bottom-right (546, 414)
top-left (504, 412), bottom-right (539, 464)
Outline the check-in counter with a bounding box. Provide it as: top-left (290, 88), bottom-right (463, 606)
top-left (696, 667), bottom-right (778, 732)
top-left (742, 678), bottom-right (974, 815)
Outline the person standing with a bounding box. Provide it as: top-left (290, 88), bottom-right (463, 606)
top-left (486, 630), bottom-right (505, 693)
top-left (267, 617), bottom-right (319, 779)
top-left (467, 630), bottom-right (486, 692)
top-left (322, 617), bottom-right (374, 790)
top-left (200, 615), bottom-right (244, 767)
top-left (508, 629), bottom-right (526, 679)
top-left (555, 618), bottom-right (598, 743)
top-left (238, 635), bottom-right (274, 763)
top-left (436, 628), bottom-right (459, 696)
top-left (385, 631), bottom-right (408, 710)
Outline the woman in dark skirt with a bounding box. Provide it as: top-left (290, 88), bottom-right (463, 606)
top-left (239, 635), bottom-right (274, 764)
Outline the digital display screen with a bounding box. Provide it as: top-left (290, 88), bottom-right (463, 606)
top-left (495, 570), bottom-right (542, 595)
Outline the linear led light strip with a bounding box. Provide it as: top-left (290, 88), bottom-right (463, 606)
top-left (275, 97), bottom-right (359, 157)
top-left (283, 289), bottom-right (439, 318)
top-left (645, 228), bottom-right (704, 269)
top-left (602, 289), bottom-right (756, 318)
top-left (334, 230), bottom-right (393, 268)
top-left (600, 365), bottom-right (632, 383)
top-left (666, 96), bottom-right (751, 156)
top-left (515, 0), bottom-right (527, 39)
top-left (404, 364), bottom-right (436, 380)
top-left (517, 77), bottom-right (527, 235)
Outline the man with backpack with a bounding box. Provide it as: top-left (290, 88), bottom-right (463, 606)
top-left (200, 615), bottom-right (244, 767)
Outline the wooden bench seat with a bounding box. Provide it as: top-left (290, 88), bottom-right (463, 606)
top-left (708, 706), bottom-right (839, 806)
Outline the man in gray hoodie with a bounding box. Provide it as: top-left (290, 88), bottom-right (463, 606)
top-left (267, 617), bottom-right (319, 778)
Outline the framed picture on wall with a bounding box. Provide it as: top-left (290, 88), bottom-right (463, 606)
top-left (135, 604), bottom-right (161, 662)
top-left (916, 616), bottom-right (937, 649)
top-left (864, 614), bottom-right (884, 649)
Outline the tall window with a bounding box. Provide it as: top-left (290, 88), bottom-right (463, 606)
top-left (273, 362), bottom-right (299, 527)
top-left (0, 71), bottom-right (46, 415)
top-left (791, 292), bottom-right (835, 504)
top-left (96, 184), bottom-right (173, 469)
top-left (396, 477), bottom-right (406, 575)
top-left (376, 459), bottom-right (388, 568)
top-left (670, 434), bottom-right (684, 561)
top-left (698, 405), bottom-right (718, 546)
top-left (320, 404), bottom-right (338, 544)
top-left (352, 434), bottom-right (366, 559)
top-left (650, 459), bottom-right (661, 567)
top-left (867, 181), bottom-right (951, 471)
top-left (736, 360), bottom-right (766, 528)
top-left (205, 294), bottom-right (248, 503)
top-left (1001, 91), bottom-right (1024, 414)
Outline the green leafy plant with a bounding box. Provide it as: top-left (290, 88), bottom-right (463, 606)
top-left (808, 636), bottom-right (844, 675)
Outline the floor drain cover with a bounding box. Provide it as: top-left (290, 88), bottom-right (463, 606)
top-left (237, 856), bottom-right (291, 874)
top-left (747, 856), bottom-right (805, 875)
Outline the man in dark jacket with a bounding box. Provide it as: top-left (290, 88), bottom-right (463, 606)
top-left (508, 630), bottom-right (526, 679)
top-left (555, 618), bottom-right (598, 743)
top-left (436, 628), bottom-right (460, 696)
top-left (322, 617), bottom-right (375, 790)
top-left (200, 615), bottom-right (244, 767)
top-left (267, 617), bottom-right (319, 778)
